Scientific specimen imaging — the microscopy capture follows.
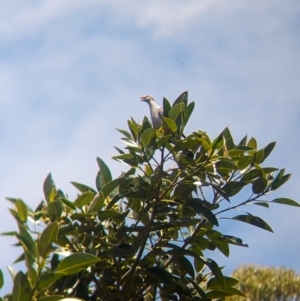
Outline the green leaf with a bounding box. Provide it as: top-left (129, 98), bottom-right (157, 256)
top-left (162, 116), bottom-right (177, 132)
top-left (183, 101), bottom-right (195, 127)
top-left (232, 214), bottom-right (273, 232)
top-left (0, 269), bottom-right (3, 289)
top-left (116, 128), bottom-right (133, 140)
top-left (163, 97), bottom-right (171, 117)
top-left (202, 257), bottom-right (225, 288)
top-left (15, 199), bottom-right (28, 222)
top-left (173, 91), bottom-right (188, 107)
top-left (238, 135), bottom-right (247, 146)
top-left (74, 191), bottom-right (94, 208)
top-left (127, 119), bottom-right (139, 141)
top-left (43, 173), bottom-right (54, 202)
top-left (146, 267), bottom-right (175, 287)
top-left (254, 149), bottom-right (264, 164)
top-left (207, 276), bottom-right (239, 288)
top-left (37, 296), bottom-right (65, 301)
top-left (272, 198), bottom-right (300, 207)
top-left (18, 223), bottom-right (36, 257)
top-left (185, 199), bottom-right (219, 226)
top-left (271, 170), bottom-right (292, 191)
top-left (56, 253), bottom-right (100, 275)
top-left (70, 182), bottom-right (97, 194)
top-left (96, 157), bottom-right (112, 187)
top-left (261, 141), bottom-right (276, 162)
top-left (247, 137), bottom-right (257, 150)
top-left (89, 177), bottom-right (123, 211)
top-left (222, 181), bottom-right (245, 197)
top-left (141, 128), bottom-right (156, 147)
top-left (206, 286), bottom-right (246, 298)
top-left (12, 271), bottom-right (31, 301)
top-left (252, 177), bottom-right (267, 194)
top-left (175, 255), bottom-right (195, 278)
top-left (47, 200), bottom-right (63, 221)
top-left (38, 222), bottom-right (59, 258)
top-left (222, 127), bottom-right (235, 150)
top-left (98, 209), bottom-right (129, 223)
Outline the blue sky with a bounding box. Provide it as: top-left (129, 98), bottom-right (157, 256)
top-left (0, 0), bottom-right (300, 294)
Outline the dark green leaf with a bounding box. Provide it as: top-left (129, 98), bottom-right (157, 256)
top-left (222, 182), bottom-right (245, 197)
top-left (185, 199), bottom-right (219, 226)
top-left (173, 91), bottom-right (188, 107)
top-left (70, 182), bottom-right (97, 194)
top-left (0, 270), bottom-right (3, 289)
top-left (207, 276), bottom-right (239, 288)
top-left (163, 97), bottom-right (171, 117)
top-left (238, 135), bottom-right (247, 146)
top-left (12, 271), bottom-right (31, 301)
top-left (272, 198), bottom-right (300, 207)
top-left (254, 202), bottom-right (269, 208)
top-left (43, 173), bottom-right (54, 202)
top-left (97, 157), bottom-right (112, 187)
top-left (146, 267), bottom-right (175, 287)
top-left (203, 257), bottom-right (225, 288)
top-left (56, 253), bottom-right (100, 275)
top-left (232, 214), bottom-right (273, 232)
top-left (116, 128), bottom-right (133, 140)
top-left (252, 177), bottom-right (267, 194)
top-left (261, 141), bottom-right (276, 162)
top-left (175, 255), bottom-right (195, 278)
top-left (183, 101), bottom-right (195, 127)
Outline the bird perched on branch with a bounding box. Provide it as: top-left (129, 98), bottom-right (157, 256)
top-left (141, 94), bottom-right (194, 160)
top-left (140, 95), bottom-right (164, 129)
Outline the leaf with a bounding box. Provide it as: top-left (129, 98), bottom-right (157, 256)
top-left (146, 267), bottom-right (175, 287)
top-left (238, 135), bottom-right (247, 146)
top-left (88, 177), bottom-right (123, 211)
top-left (261, 141), bottom-right (276, 162)
top-left (74, 191), bottom-right (94, 208)
top-left (232, 214), bottom-right (273, 232)
top-left (185, 199), bottom-right (219, 226)
top-left (56, 253), bottom-right (100, 275)
top-left (272, 198), bottom-right (300, 207)
top-left (12, 271), bottom-right (31, 301)
top-left (96, 157), bottom-right (112, 187)
top-left (48, 201), bottom-right (63, 221)
top-left (202, 257), bottom-right (225, 288)
top-left (175, 255), bottom-right (195, 278)
top-left (271, 170), bottom-right (292, 191)
top-left (0, 269), bottom-right (3, 289)
top-left (222, 127), bottom-right (235, 150)
top-left (163, 97), bottom-right (171, 117)
top-left (173, 91), bottom-right (188, 107)
top-left (247, 137), bottom-right (257, 150)
top-left (70, 182), bottom-right (97, 194)
top-left (207, 276), bottom-right (239, 288)
top-left (141, 128), bottom-right (156, 147)
top-left (15, 199), bottom-right (28, 223)
top-left (38, 222), bottom-right (59, 258)
top-left (222, 181), bottom-right (245, 197)
top-left (183, 101), bottom-right (195, 127)
top-left (43, 173), bottom-right (54, 202)
top-left (162, 116), bottom-right (177, 132)
top-left (254, 149), bottom-right (264, 164)
top-left (252, 177), bottom-right (267, 194)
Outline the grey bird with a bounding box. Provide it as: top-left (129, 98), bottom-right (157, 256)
top-left (140, 95), bottom-right (164, 129)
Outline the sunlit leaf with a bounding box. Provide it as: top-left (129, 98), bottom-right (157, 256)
top-left (272, 198), bottom-right (300, 207)
top-left (56, 253), bottom-right (100, 275)
top-left (232, 214), bottom-right (273, 232)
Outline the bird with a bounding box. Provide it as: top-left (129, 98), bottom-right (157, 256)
top-left (140, 95), bottom-right (164, 129)
top-left (141, 94), bottom-right (194, 160)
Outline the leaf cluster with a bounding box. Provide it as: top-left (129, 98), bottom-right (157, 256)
top-left (0, 92), bottom-right (298, 301)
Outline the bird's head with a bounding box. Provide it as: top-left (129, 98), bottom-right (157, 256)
top-left (140, 95), bottom-right (155, 103)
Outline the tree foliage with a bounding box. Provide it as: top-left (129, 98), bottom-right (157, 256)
top-left (0, 91), bottom-right (298, 301)
top-left (227, 265), bottom-right (300, 301)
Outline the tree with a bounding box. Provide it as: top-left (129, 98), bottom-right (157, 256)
top-left (0, 91), bottom-right (298, 301)
top-left (227, 265), bottom-right (300, 301)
